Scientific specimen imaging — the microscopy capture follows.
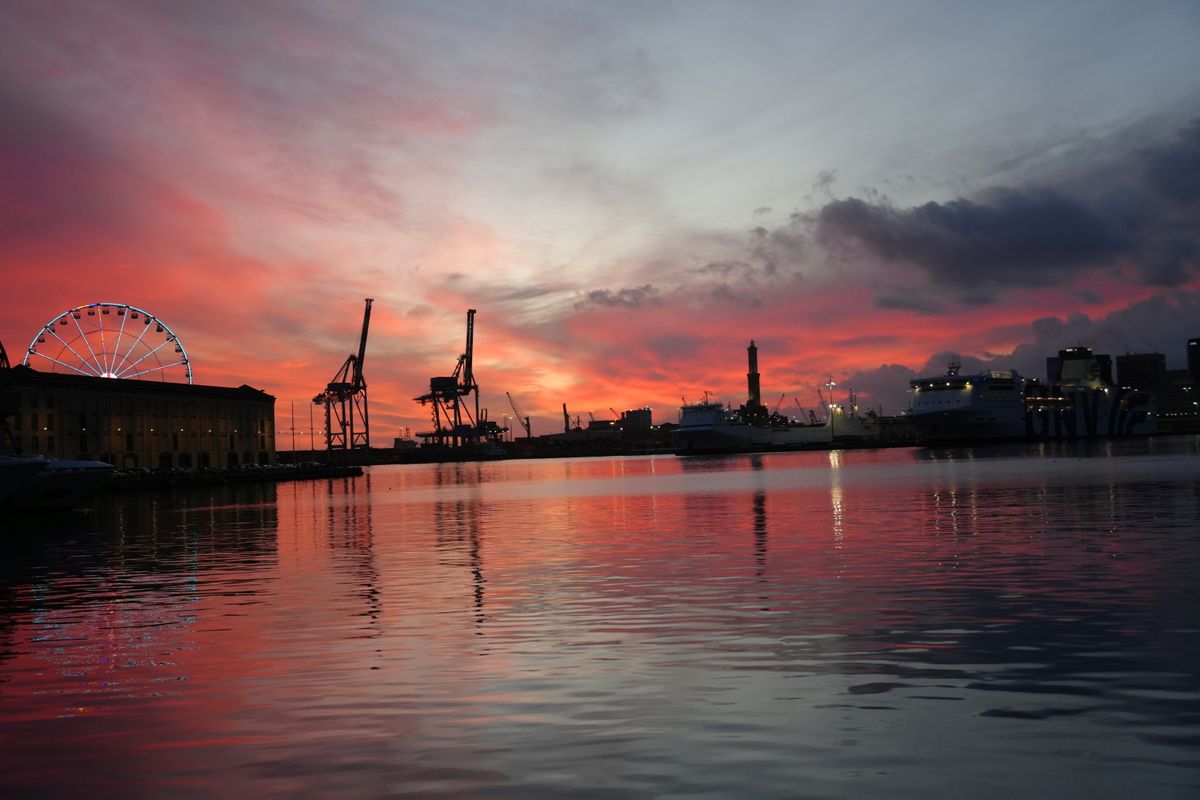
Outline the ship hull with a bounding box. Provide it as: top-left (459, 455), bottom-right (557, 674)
top-left (909, 382), bottom-right (1156, 445)
top-left (672, 421), bottom-right (833, 454)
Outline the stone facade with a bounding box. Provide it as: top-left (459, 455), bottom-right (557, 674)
top-left (1, 365), bottom-right (275, 469)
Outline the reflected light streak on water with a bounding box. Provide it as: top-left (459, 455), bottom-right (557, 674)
top-left (2, 438), bottom-right (1200, 799)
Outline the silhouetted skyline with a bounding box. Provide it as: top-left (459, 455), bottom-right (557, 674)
top-left (3, 1), bottom-right (1199, 432)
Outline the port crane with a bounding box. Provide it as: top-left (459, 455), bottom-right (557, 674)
top-left (506, 392), bottom-right (531, 439)
top-left (312, 298), bottom-right (373, 450)
top-left (416, 309), bottom-right (501, 447)
top-left (795, 397), bottom-right (819, 425)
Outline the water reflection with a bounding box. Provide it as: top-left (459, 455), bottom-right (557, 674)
top-left (434, 494), bottom-right (486, 634)
top-left (2, 442), bottom-right (1199, 797)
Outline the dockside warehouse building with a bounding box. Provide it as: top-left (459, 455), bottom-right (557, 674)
top-left (1, 366), bottom-right (275, 469)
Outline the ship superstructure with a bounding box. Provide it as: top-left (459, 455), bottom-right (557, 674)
top-left (908, 349), bottom-right (1156, 443)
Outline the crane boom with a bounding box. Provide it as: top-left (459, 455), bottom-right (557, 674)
top-left (506, 392), bottom-right (531, 438)
top-left (463, 309), bottom-right (476, 388)
top-left (352, 298), bottom-right (373, 389)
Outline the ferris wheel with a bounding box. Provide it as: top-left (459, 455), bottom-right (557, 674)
top-left (23, 302), bottom-right (193, 384)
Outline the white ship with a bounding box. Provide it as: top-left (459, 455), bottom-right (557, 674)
top-left (908, 349), bottom-right (1156, 443)
top-left (672, 341), bottom-right (878, 454)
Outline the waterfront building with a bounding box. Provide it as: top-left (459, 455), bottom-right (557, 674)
top-left (620, 408), bottom-right (653, 429)
top-left (1116, 352), bottom-right (1167, 394)
top-left (0, 365), bottom-right (275, 469)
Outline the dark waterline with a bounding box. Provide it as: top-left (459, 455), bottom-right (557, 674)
top-left (3, 437), bottom-right (1200, 798)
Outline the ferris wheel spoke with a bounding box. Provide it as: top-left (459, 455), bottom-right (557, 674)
top-left (30, 351), bottom-right (102, 377)
top-left (94, 310), bottom-right (105, 373)
top-left (121, 359), bottom-right (189, 380)
top-left (42, 326), bottom-right (105, 377)
top-left (111, 315), bottom-right (154, 376)
top-left (114, 337), bottom-right (174, 377)
top-left (70, 311), bottom-right (107, 374)
top-left (96, 308), bottom-right (113, 375)
top-left (109, 309), bottom-right (134, 376)
top-left (111, 308), bottom-right (131, 372)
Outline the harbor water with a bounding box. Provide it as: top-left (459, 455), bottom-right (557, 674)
top-left (3, 438), bottom-right (1200, 798)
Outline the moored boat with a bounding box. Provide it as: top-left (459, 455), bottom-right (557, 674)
top-left (0, 455), bottom-right (115, 511)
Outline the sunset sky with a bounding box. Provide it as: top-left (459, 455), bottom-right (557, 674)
top-left (3, 0), bottom-right (1200, 439)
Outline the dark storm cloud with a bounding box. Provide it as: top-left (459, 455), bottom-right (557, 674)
top-left (815, 117), bottom-right (1200, 298)
top-left (818, 188), bottom-right (1137, 288)
top-left (1144, 118), bottom-right (1200, 206)
top-left (574, 284), bottom-right (661, 309)
top-left (872, 285), bottom-right (945, 315)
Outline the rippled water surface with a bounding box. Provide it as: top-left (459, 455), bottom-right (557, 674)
top-left (3, 439), bottom-right (1200, 798)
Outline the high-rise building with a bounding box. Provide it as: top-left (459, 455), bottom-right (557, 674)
top-left (1189, 338), bottom-right (1200, 382)
top-left (1116, 352), bottom-right (1167, 394)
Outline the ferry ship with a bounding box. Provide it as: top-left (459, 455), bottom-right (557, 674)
top-left (672, 341), bottom-right (877, 454)
top-left (908, 349), bottom-right (1156, 443)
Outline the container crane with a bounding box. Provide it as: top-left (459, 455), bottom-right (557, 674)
top-left (415, 309), bottom-right (488, 447)
top-left (506, 392), bottom-right (531, 438)
top-left (312, 298), bottom-right (373, 450)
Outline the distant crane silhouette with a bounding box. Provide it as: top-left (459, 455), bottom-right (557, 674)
top-left (312, 298), bottom-right (373, 450)
top-left (415, 309), bottom-right (504, 446)
top-left (507, 392), bottom-right (531, 438)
